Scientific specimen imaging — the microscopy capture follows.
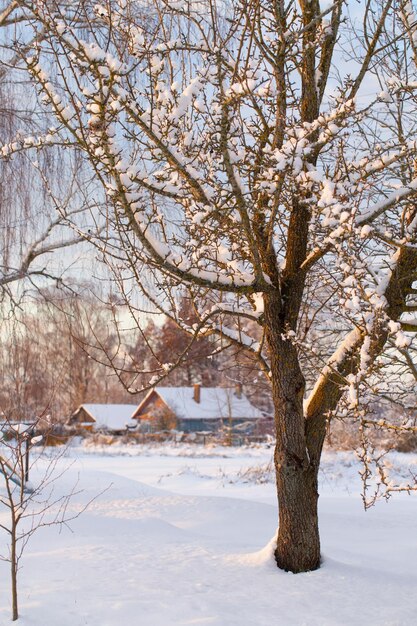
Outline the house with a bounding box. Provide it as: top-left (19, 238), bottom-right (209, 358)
top-left (132, 384), bottom-right (268, 433)
top-left (0, 420), bottom-right (37, 437)
top-left (69, 404), bottom-right (139, 434)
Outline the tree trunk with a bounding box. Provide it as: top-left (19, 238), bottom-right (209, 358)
top-left (274, 450), bottom-right (320, 572)
top-left (272, 368), bottom-right (321, 573)
top-left (264, 293), bottom-right (321, 573)
top-left (11, 526), bottom-right (18, 621)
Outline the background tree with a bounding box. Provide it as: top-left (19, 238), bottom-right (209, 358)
top-left (0, 289), bottom-right (140, 422)
top-left (6, 0), bottom-right (417, 573)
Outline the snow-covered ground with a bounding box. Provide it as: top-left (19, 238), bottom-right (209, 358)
top-left (1, 444), bottom-right (417, 625)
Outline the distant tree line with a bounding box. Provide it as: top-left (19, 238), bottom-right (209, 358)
top-left (0, 290), bottom-right (272, 423)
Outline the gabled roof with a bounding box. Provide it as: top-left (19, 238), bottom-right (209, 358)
top-left (74, 404), bottom-right (138, 431)
top-left (136, 387), bottom-right (264, 421)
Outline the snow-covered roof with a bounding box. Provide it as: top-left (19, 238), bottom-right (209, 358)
top-left (141, 387), bottom-right (264, 421)
top-left (79, 404), bottom-right (138, 431)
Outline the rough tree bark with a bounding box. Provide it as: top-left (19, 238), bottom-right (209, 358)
top-left (270, 328), bottom-right (320, 572)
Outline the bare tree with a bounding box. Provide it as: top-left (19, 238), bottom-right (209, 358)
top-left (0, 420), bottom-right (85, 621)
top-left (5, 0), bottom-right (417, 573)
top-left (0, 288), bottom-right (137, 422)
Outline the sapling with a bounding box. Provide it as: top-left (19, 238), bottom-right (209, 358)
top-left (0, 421), bottom-right (88, 621)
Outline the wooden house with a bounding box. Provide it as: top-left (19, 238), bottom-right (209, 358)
top-left (69, 404), bottom-right (139, 434)
top-left (132, 384), bottom-right (267, 433)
